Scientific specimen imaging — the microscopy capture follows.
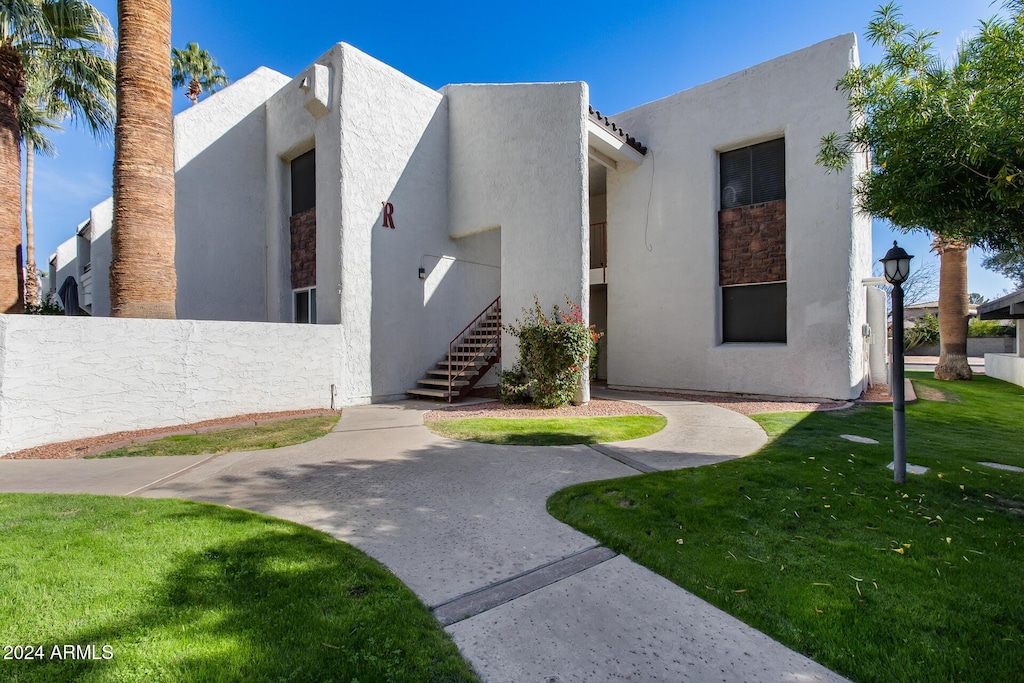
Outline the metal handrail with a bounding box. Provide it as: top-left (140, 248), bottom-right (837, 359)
top-left (448, 296), bottom-right (501, 402)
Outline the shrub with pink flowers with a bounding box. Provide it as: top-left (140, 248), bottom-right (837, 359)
top-left (503, 296), bottom-right (601, 408)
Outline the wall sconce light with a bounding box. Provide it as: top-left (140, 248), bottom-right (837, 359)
top-left (418, 267), bottom-right (426, 280)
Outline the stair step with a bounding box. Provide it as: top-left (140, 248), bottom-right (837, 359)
top-left (448, 353), bottom-right (494, 361)
top-left (418, 378), bottom-right (470, 387)
top-left (407, 388), bottom-right (455, 399)
top-left (436, 360), bottom-right (485, 369)
top-left (427, 368), bottom-right (479, 378)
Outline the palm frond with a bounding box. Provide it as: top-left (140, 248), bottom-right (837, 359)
top-left (171, 41), bottom-right (229, 99)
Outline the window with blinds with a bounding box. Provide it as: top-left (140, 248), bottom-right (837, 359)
top-left (720, 138), bottom-right (785, 209)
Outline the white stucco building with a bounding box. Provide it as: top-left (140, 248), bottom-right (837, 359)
top-left (49, 34), bottom-right (874, 404)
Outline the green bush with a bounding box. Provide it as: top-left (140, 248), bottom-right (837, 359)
top-left (904, 313), bottom-right (939, 351)
top-left (498, 366), bottom-right (531, 404)
top-left (25, 291), bottom-right (63, 315)
top-left (967, 317), bottom-right (1015, 337)
top-left (504, 297), bottom-right (601, 408)
top-left (904, 313), bottom-right (1015, 351)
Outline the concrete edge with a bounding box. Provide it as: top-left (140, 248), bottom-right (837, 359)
top-left (433, 545), bottom-right (618, 626)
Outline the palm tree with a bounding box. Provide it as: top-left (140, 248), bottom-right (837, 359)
top-left (171, 41), bottom-right (227, 106)
top-left (18, 38), bottom-right (115, 308)
top-left (109, 0), bottom-right (175, 318)
top-left (932, 238), bottom-right (973, 381)
top-left (18, 86), bottom-right (58, 310)
top-left (0, 0), bottom-right (113, 313)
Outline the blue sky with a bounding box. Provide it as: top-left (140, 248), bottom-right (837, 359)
top-left (31, 0), bottom-right (1016, 299)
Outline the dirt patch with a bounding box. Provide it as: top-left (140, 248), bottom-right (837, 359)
top-left (423, 398), bottom-right (659, 422)
top-left (913, 383), bottom-right (956, 403)
top-left (4, 409), bottom-right (341, 461)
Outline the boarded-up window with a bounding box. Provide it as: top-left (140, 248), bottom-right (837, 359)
top-left (722, 282), bottom-right (786, 344)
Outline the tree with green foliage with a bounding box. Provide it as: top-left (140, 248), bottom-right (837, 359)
top-left (818, 1), bottom-right (1024, 381)
top-left (0, 0), bottom-right (114, 313)
top-left (171, 41), bottom-right (227, 106)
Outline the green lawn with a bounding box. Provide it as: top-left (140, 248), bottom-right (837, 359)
top-left (87, 416), bottom-right (339, 458)
top-left (0, 494), bottom-right (477, 682)
top-left (548, 373), bottom-right (1024, 683)
top-left (425, 415), bottom-right (667, 446)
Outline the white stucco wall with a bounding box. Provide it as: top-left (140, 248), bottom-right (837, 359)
top-left (52, 237), bottom-right (78, 309)
top-left (265, 52), bottom-right (335, 328)
top-left (985, 353), bottom-right (1024, 388)
top-left (866, 285), bottom-right (888, 385)
top-left (0, 316), bottom-right (343, 455)
top-left (331, 46), bottom-right (502, 400)
top-left (175, 67), bottom-right (291, 321)
top-left (446, 82), bottom-right (590, 399)
top-left (88, 198), bottom-right (113, 317)
top-left (605, 34), bottom-right (870, 399)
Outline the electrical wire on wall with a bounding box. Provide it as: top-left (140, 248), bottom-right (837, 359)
top-left (643, 148), bottom-right (656, 252)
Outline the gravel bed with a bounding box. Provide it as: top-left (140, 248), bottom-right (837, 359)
top-left (860, 384), bottom-right (892, 403)
top-left (4, 409), bottom-right (341, 460)
top-left (616, 390), bottom-right (850, 416)
top-left (423, 398), bottom-right (659, 422)
top-left (425, 392), bottom-right (850, 421)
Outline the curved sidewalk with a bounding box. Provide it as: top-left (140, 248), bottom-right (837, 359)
top-left (0, 394), bottom-right (847, 683)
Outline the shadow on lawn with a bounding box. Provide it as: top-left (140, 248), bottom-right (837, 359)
top-left (8, 513), bottom-right (472, 683)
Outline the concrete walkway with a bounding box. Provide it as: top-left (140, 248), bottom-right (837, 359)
top-left (0, 394), bottom-right (848, 682)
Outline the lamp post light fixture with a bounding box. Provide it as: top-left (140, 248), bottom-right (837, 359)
top-left (880, 241), bottom-right (914, 484)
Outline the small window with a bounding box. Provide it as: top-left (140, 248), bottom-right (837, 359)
top-left (720, 138), bottom-right (785, 209)
top-left (290, 149), bottom-right (316, 215)
top-left (293, 287), bottom-right (317, 324)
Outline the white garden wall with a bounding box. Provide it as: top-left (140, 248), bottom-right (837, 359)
top-left (985, 354), bottom-right (1024, 388)
top-left (0, 316), bottom-right (344, 456)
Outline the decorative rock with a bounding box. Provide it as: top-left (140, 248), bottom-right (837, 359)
top-left (887, 462), bottom-right (930, 475)
top-left (980, 461), bottom-right (1024, 473)
top-left (841, 434), bottom-right (879, 445)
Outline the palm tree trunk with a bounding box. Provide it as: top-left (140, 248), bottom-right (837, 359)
top-left (0, 43), bottom-right (25, 314)
top-left (109, 0), bottom-right (176, 318)
top-left (23, 140), bottom-right (38, 308)
top-left (933, 239), bottom-right (973, 381)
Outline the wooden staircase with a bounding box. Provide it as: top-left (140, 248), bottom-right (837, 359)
top-left (407, 297), bottom-right (501, 402)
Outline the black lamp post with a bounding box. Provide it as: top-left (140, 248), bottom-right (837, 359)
top-left (880, 241), bottom-right (914, 484)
